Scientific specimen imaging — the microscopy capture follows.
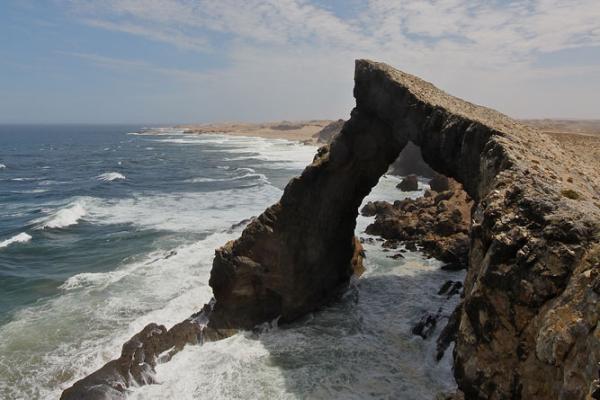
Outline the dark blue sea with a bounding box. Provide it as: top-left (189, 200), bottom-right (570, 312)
top-left (0, 125), bottom-right (461, 399)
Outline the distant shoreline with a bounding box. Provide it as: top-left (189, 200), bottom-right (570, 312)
top-left (173, 120), bottom-right (333, 144)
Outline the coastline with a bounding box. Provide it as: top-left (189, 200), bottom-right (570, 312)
top-left (174, 120), bottom-right (332, 143)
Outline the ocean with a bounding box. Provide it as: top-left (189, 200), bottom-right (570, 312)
top-left (0, 125), bottom-right (461, 399)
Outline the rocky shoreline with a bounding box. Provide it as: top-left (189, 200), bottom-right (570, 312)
top-left (62, 60), bottom-right (600, 400)
top-left (362, 177), bottom-right (472, 270)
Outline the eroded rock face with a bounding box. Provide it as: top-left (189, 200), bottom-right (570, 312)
top-left (209, 60), bottom-right (600, 399)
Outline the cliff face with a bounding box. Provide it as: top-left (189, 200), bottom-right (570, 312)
top-left (209, 60), bottom-right (600, 398)
top-left (62, 60), bottom-right (600, 399)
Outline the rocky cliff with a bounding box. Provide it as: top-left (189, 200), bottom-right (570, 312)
top-left (62, 60), bottom-right (600, 399)
top-left (208, 60), bottom-right (600, 399)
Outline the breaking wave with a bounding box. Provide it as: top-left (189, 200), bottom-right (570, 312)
top-left (97, 172), bottom-right (126, 182)
top-left (0, 232), bottom-right (32, 249)
top-left (35, 201), bottom-right (87, 229)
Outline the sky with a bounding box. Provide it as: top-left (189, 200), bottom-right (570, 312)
top-left (1, 0), bottom-right (599, 124)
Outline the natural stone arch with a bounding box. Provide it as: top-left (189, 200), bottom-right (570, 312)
top-left (61, 60), bottom-right (600, 400)
top-left (208, 60), bottom-right (600, 399)
top-left (207, 60), bottom-right (514, 330)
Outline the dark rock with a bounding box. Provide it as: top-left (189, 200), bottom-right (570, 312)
top-left (387, 252), bottom-right (405, 259)
top-left (429, 173), bottom-right (450, 192)
top-left (436, 304), bottom-right (462, 361)
top-left (405, 241), bottom-right (418, 251)
top-left (397, 174), bottom-right (419, 191)
top-left (412, 309), bottom-right (441, 339)
top-left (438, 280), bottom-right (463, 297)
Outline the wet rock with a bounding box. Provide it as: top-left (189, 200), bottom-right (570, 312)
top-left (60, 316), bottom-right (211, 400)
top-left (397, 174), bottom-right (419, 191)
top-left (412, 309), bottom-right (442, 339)
top-left (387, 252), bottom-right (405, 259)
top-left (438, 280), bottom-right (463, 297)
top-left (436, 304), bottom-right (462, 361)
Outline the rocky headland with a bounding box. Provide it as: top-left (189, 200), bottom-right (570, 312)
top-left (62, 60), bottom-right (600, 400)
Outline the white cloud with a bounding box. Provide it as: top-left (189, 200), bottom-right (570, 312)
top-left (82, 18), bottom-right (210, 52)
top-left (61, 0), bottom-right (600, 119)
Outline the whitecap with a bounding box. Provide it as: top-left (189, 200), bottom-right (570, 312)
top-left (35, 201), bottom-right (87, 229)
top-left (0, 163), bottom-right (6, 169)
top-left (11, 189), bottom-right (48, 194)
top-left (97, 172), bottom-right (126, 182)
top-left (0, 232), bottom-right (32, 249)
top-left (185, 172), bottom-right (267, 184)
top-left (11, 177), bottom-right (41, 182)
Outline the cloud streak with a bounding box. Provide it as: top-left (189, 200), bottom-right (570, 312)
top-left (60, 0), bottom-right (600, 119)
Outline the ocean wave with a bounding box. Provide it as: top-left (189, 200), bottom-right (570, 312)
top-left (11, 177), bottom-right (42, 182)
top-left (11, 189), bottom-right (48, 194)
top-left (35, 201), bottom-right (87, 229)
top-left (185, 171), bottom-right (267, 184)
top-left (97, 172), bottom-right (126, 182)
top-left (0, 163), bottom-right (6, 169)
top-left (0, 232), bottom-right (228, 398)
top-left (0, 232), bottom-right (32, 249)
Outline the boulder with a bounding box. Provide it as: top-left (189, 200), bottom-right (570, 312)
top-left (429, 173), bottom-right (450, 192)
top-left (397, 174), bottom-right (419, 191)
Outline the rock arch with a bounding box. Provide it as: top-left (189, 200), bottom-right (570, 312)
top-left (61, 60), bottom-right (600, 400)
top-left (208, 60), bottom-right (600, 399)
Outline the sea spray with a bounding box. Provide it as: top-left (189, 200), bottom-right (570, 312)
top-left (35, 201), bottom-right (87, 229)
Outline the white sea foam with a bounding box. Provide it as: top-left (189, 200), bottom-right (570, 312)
top-left (35, 201), bottom-right (87, 229)
top-left (97, 172), bottom-right (126, 182)
top-left (83, 185), bottom-right (281, 232)
top-left (130, 248), bottom-right (463, 400)
top-left (185, 172), bottom-right (268, 184)
top-left (0, 129), bottom-right (456, 399)
top-left (155, 133), bottom-right (317, 170)
top-left (0, 163), bottom-right (6, 169)
top-left (0, 232), bottom-right (32, 249)
top-left (10, 189), bottom-right (48, 194)
top-left (0, 232), bottom-right (231, 399)
top-left (11, 177), bottom-right (41, 182)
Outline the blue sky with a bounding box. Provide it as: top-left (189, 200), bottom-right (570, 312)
top-left (1, 0), bottom-right (599, 124)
